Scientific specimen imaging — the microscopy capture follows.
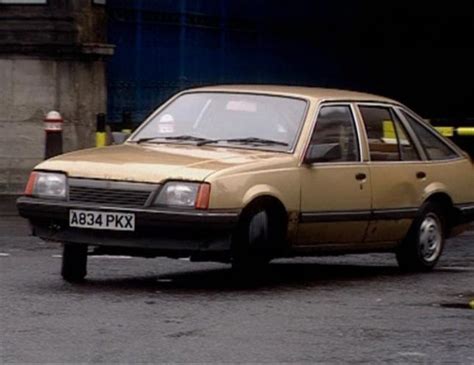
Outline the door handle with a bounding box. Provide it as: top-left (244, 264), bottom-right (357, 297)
top-left (355, 173), bottom-right (367, 181)
top-left (416, 171), bottom-right (427, 179)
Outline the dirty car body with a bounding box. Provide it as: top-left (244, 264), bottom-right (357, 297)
top-left (17, 86), bottom-right (474, 281)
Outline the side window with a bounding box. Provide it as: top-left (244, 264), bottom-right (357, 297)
top-left (359, 106), bottom-right (420, 162)
top-left (306, 105), bottom-right (359, 163)
top-left (393, 114), bottom-right (421, 161)
top-left (400, 111), bottom-right (459, 161)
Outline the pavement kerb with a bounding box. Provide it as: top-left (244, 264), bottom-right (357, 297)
top-left (0, 195), bottom-right (20, 217)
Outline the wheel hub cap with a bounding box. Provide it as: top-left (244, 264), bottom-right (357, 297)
top-left (419, 215), bottom-right (442, 263)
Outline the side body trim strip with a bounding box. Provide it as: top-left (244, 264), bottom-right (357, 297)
top-left (300, 208), bottom-right (419, 223)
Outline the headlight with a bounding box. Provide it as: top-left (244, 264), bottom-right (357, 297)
top-left (25, 172), bottom-right (67, 200)
top-left (153, 182), bottom-right (210, 209)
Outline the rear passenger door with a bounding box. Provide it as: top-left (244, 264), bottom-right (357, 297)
top-left (357, 104), bottom-right (425, 243)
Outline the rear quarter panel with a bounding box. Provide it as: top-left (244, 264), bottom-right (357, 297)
top-left (422, 158), bottom-right (474, 204)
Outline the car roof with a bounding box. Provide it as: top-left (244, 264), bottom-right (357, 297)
top-left (187, 84), bottom-right (399, 104)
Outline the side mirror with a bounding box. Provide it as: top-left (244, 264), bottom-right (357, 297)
top-left (304, 143), bottom-right (342, 164)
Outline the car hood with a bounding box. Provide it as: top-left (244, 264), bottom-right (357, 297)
top-left (35, 143), bottom-right (286, 183)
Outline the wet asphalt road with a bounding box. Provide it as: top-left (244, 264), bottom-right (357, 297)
top-left (1, 202), bottom-right (473, 363)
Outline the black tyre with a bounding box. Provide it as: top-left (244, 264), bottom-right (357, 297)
top-left (232, 207), bottom-right (273, 273)
top-left (396, 202), bottom-right (445, 272)
top-left (61, 243), bottom-right (88, 282)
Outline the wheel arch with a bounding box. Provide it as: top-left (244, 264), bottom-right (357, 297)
top-left (239, 194), bottom-right (288, 220)
top-left (235, 194), bottom-right (289, 256)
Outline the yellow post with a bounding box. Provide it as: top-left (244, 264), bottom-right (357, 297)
top-left (95, 132), bottom-right (107, 147)
top-left (457, 127), bottom-right (474, 137)
top-left (382, 120), bottom-right (396, 138)
top-left (434, 127), bottom-right (455, 137)
top-left (96, 113), bottom-right (107, 147)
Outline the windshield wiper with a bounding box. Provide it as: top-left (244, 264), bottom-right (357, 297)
top-left (134, 135), bottom-right (210, 144)
top-left (134, 136), bottom-right (165, 144)
top-left (135, 135), bottom-right (288, 147)
top-left (197, 137), bottom-right (289, 147)
top-left (164, 135), bottom-right (210, 142)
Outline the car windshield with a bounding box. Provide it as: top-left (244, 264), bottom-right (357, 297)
top-left (131, 92), bottom-right (307, 151)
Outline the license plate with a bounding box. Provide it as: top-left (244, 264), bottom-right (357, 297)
top-left (69, 210), bottom-right (135, 231)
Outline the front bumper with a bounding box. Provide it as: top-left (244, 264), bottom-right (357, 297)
top-left (17, 197), bottom-right (240, 258)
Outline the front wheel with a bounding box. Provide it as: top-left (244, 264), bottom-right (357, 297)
top-left (231, 208), bottom-right (272, 273)
top-left (61, 243), bottom-right (88, 282)
top-left (396, 202), bottom-right (445, 272)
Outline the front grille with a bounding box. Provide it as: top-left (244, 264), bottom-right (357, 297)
top-left (68, 179), bottom-right (156, 207)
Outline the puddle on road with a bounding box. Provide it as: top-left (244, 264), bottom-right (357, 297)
top-left (439, 266), bottom-right (474, 272)
top-left (439, 302), bottom-right (473, 310)
top-left (439, 295), bottom-right (474, 310)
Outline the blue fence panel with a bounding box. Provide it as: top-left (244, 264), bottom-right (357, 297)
top-left (106, 0), bottom-right (340, 125)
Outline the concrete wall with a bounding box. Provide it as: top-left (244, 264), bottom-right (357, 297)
top-left (0, 0), bottom-right (112, 194)
top-left (0, 57), bottom-right (106, 193)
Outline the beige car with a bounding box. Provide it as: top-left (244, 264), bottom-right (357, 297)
top-left (17, 85), bottom-right (474, 282)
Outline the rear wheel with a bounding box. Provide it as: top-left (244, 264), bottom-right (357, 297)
top-left (396, 202), bottom-right (445, 272)
top-left (61, 243), bottom-right (88, 282)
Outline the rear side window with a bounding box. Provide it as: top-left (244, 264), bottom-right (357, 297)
top-left (401, 111), bottom-right (459, 160)
top-left (359, 106), bottom-right (420, 162)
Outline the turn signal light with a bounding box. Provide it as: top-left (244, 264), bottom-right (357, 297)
top-left (195, 183), bottom-right (211, 210)
top-left (24, 172), bottom-right (38, 196)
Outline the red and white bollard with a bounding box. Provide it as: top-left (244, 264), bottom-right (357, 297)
top-left (44, 111), bottom-right (63, 159)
